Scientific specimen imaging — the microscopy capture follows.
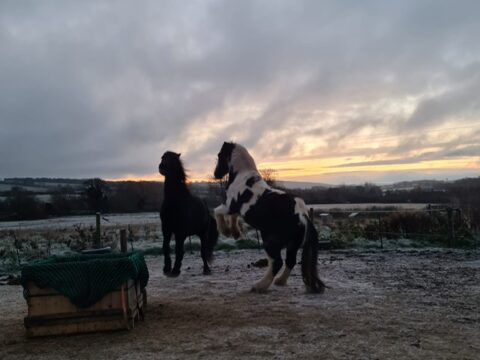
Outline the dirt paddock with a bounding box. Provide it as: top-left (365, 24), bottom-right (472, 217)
top-left (1, 249), bottom-right (479, 359)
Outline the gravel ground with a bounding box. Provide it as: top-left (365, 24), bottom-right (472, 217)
top-left (1, 248), bottom-right (479, 359)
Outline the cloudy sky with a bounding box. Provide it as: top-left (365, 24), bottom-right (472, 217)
top-left (1, 0), bottom-right (480, 184)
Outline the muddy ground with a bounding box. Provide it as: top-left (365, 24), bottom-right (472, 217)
top-left (1, 249), bottom-right (479, 359)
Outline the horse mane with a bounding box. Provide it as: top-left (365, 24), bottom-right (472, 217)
top-left (164, 151), bottom-right (188, 186)
top-left (231, 143), bottom-right (258, 173)
top-left (173, 157), bottom-right (188, 185)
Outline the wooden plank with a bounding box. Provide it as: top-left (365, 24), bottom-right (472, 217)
top-left (26, 280), bottom-right (138, 316)
top-left (25, 308), bottom-right (124, 322)
top-left (28, 289), bottom-right (123, 317)
top-left (25, 307), bottom-right (142, 337)
top-left (128, 290), bottom-right (144, 319)
top-left (26, 317), bottom-right (129, 337)
top-left (127, 282), bottom-right (140, 313)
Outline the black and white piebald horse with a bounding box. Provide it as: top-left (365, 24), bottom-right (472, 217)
top-left (214, 142), bottom-right (325, 293)
top-left (159, 151), bottom-right (218, 276)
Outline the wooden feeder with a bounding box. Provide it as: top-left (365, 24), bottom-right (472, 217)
top-left (24, 280), bottom-right (146, 337)
top-left (22, 230), bottom-right (148, 337)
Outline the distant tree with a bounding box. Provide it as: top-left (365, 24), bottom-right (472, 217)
top-left (83, 178), bottom-right (109, 213)
top-left (50, 191), bottom-right (72, 216)
top-left (0, 198), bottom-right (8, 220)
top-left (259, 168), bottom-right (278, 187)
top-left (108, 181), bottom-right (163, 213)
top-left (203, 176), bottom-right (226, 207)
top-left (135, 182), bottom-right (148, 211)
top-left (5, 186), bottom-right (45, 220)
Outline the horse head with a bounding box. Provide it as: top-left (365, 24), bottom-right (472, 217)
top-left (159, 151), bottom-right (186, 182)
top-left (214, 142), bottom-right (258, 179)
top-left (214, 142), bottom-right (236, 179)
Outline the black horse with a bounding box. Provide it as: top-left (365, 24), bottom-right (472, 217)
top-left (159, 151), bottom-right (218, 276)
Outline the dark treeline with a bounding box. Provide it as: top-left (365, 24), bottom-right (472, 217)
top-left (3, 178), bottom-right (86, 186)
top-left (0, 180), bottom-right (166, 220)
top-left (290, 179), bottom-right (480, 205)
top-left (288, 183), bottom-right (453, 204)
top-left (289, 178), bottom-right (480, 227)
top-left (0, 177), bottom-right (479, 226)
top-left (0, 179), bottom-right (224, 221)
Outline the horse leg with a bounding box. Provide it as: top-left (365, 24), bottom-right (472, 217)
top-left (274, 245), bottom-right (298, 286)
top-left (170, 235), bottom-right (186, 277)
top-left (214, 205), bottom-right (231, 237)
top-left (252, 241), bottom-right (283, 293)
top-left (162, 229), bottom-right (172, 275)
top-left (200, 233), bottom-right (211, 275)
top-left (229, 214), bottom-right (242, 239)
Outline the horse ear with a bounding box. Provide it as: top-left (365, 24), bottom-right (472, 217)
top-left (176, 153), bottom-right (181, 157)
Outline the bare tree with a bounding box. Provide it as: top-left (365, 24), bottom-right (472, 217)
top-left (83, 178), bottom-right (109, 213)
top-left (259, 168), bottom-right (278, 187)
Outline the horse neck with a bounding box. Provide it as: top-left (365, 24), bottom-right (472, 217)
top-left (232, 146), bottom-right (258, 174)
top-left (164, 176), bottom-right (189, 200)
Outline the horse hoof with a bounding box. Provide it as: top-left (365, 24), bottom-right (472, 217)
top-left (163, 268), bottom-right (172, 276)
top-left (274, 278), bottom-right (287, 286)
top-left (167, 270), bottom-right (180, 277)
top-left (250, 286), bottom-right (268, 294)
top-left (203, 268), bottom-right (212, 275)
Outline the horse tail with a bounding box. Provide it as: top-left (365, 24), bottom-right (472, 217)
top-left (301, 217), bottom-right (325, 294)
top-left (205, 214), bottom-right (219, 262)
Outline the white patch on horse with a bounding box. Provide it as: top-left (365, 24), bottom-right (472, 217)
top-left (225, 170), bottom-right (258, 208)
top-left (274, 266), bottom-right (292, 286)
top-left (294, 197), bottom-right (309, 225)
top-left (252, 256), bottom-right (274, 292)
top-left (293, 198), bottom-right (310, 246)
top-left (231, 144), bottom-right (257, 173)
top-left (239, 179), bottom-right (269, 216)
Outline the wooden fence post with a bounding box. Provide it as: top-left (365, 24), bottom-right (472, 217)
top-left (378, 214), bottom-right (383, 249)
top-left (447, 207), bottom-right (454, 247)
top-left (95, 212), bottom-right (101, 248)
top-left (120, 229), bottom-right (128, 253)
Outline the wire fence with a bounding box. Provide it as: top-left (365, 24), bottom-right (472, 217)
top-left (1, 205), bottom-right (478, 273)
top-left (309, 205), bottom-right (479, 250)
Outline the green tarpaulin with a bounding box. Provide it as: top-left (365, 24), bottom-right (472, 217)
top-left (21, 251), bottom-right (149, 308)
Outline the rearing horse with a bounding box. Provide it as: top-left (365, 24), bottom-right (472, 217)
top-left (159, 151), bottom-right (218, 276)
top-left (214, 142), bottom-right (325, 293)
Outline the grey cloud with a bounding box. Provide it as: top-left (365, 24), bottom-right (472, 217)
top-left (1, 0), bottom-right (480, 180)
top-left (445, 145), bottom-right (480, 157)
top-left (402, 70), bottom-right (480, 131)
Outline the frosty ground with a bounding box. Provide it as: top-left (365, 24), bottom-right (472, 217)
top-left (1, 248), bottom-right (479, 359)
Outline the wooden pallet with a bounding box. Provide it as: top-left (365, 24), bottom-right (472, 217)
top-left (24, 279), bottom-right (146, 337)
